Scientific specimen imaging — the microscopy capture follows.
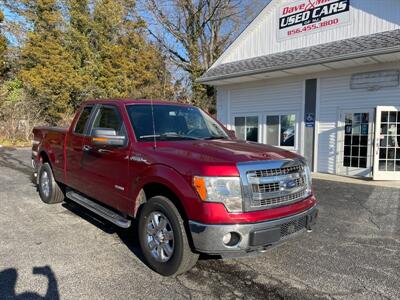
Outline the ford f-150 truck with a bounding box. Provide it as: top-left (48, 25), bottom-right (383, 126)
top-left (32, 99), bottom-right (318, 276)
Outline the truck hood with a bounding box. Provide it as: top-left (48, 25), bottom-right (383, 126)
top-left (143, 139), bottom-right (301, 177)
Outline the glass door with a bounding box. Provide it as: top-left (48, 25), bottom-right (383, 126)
top-left (338, 110), bottom-right (374, 177)
top-left (373, 106), bottom-right (400, 180)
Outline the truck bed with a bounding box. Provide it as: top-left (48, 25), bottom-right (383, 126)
top-left (33, 126), bottom-right (68, 133)
top-left (32, 126), bottom-right (68, 182)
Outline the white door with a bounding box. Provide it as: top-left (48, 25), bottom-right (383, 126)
top-left (373, 106), bottom-right (400, 180)
top-left (338, 110), bottom-right (374, 177)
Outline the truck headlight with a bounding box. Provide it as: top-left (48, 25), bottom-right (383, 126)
top-left (193, 176), bottom-right (243, 213)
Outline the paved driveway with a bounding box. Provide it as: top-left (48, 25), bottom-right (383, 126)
top-left (0, 147), bottom-right (399, 300)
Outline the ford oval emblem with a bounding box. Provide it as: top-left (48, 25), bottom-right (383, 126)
top-left (286, 180), bottom-right (297, 189)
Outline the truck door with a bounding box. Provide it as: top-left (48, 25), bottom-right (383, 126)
top-left (81, 104), bottom-right (131, 210)
top-left (65, 104), bottom-right (95, 192)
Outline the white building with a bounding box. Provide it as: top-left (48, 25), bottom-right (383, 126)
top-left (198, 0), bottom-right (400, 180)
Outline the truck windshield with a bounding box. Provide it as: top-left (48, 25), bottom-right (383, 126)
top-left (126, 104), bottom-right (229, 141)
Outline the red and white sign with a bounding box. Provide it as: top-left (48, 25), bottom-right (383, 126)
top-left (277, 0), bottom-right (351, 40)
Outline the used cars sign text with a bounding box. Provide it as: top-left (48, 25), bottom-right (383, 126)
top-left (278, 0), bottom-right (350, 40)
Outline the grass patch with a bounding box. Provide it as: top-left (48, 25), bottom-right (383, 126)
top-left (0, 139), bottom-right (32, 148)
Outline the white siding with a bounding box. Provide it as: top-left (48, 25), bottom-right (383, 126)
top-left (317, 65), bottom-right (400, 174)
top-left (216, 88), bottom-right (229, 126)
top-left (229, 80), bottom-right (303, 116)
top-left (213, 0), bottom-right (400, 66)
top-left (218, 78), bottom-right (304, 152)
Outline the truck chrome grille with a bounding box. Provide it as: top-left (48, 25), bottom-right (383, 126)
top-left (252, 182), bottom-right (280, 193)
top-left (249, 165), bottom-right (303, 177)
top-left (252, 176), bottom-right (306, 194)
top-left (245, 162), bottom-right (308, 210)
top-left (255, 189), bottom-right (307, 207)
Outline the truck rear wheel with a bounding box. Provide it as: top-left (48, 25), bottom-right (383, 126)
top-left (38, 163), bottom-right (64, 204)
top-left (138, 196), bottom-right (199, 276)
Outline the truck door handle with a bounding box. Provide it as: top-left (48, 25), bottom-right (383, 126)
top-left (98, 149), bottom-right (112, 154)
top-left (82, 145), bottom-right (92, 152)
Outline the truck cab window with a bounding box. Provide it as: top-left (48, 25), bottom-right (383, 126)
top-left (74, 106), bottom-right (93, 134)
top-left (91, 106), bottom-right (126, 136)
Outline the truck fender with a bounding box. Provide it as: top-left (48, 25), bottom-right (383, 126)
top-left (38, 142), bottom-right (56, 167)
top-left (131, 164), bottom-right (201, 220)
top-left (35, 149), bottom-right (51, 181)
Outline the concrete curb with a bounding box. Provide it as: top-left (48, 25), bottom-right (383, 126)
top-left (313, 172), bottom-right (400, 189)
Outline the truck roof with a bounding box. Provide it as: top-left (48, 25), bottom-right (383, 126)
top-left (83, 99), bottom-right (192, 107)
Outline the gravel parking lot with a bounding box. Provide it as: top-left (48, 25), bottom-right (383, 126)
top-left (0, 147), bottom-right (399, 300)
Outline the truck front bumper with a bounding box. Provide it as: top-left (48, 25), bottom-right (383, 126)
top-left (189, 205), bottom-right (318, 256)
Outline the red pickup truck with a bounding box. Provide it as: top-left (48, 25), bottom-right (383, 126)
top-left (32, 99), bottom-right (317, 276)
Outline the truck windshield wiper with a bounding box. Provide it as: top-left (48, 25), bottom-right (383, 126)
top-left (139, 133), bottom-right (201, 140)
top-left (203, 136), bottom-right (227, 140)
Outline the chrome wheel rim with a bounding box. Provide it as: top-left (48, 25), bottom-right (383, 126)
top-left (146, 211), bottom-right (174, 262)
top-left (40, 171), bottom-right (50, 198)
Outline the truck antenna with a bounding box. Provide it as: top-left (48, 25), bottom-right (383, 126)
top-left (150, 98), bottom-right (157, 150)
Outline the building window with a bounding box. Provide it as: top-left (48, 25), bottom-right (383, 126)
top-left (234, 116), bottom-right (259, 142)
top-left (343, 113), bottom-right (369, 169)
top-left (378, 111), bottom-right (400, 171)
top-left (266, 114), bottom-right (296, 148)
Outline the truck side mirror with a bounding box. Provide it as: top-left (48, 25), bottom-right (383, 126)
top-left (92, 128), bottom-right (126, 147)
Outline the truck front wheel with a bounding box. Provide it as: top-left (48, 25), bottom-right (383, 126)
top-left (38, 163), bottom-right (64, 204)
top-left (138, 196), bottom-right (199, 276)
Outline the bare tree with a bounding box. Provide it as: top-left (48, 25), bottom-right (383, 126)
top-left (143, 0), bottom-right (265, 111)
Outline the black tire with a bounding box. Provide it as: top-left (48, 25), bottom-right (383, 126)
top-left (138, 196), bottom-right (199, 276)
top-left (38, 162), bottom-right (64, 204)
